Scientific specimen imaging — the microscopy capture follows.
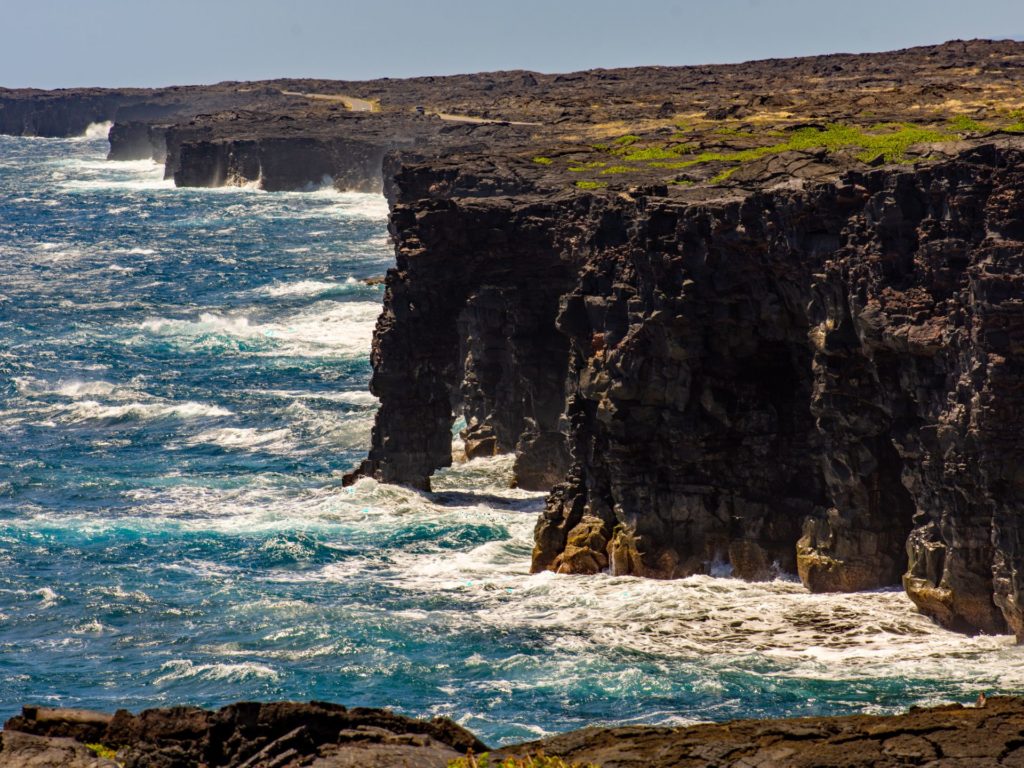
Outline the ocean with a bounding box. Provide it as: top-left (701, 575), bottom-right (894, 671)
top-left (0, 132), bottom-right (1019, 746)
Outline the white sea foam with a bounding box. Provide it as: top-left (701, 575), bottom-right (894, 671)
top-left (56, 399), bottom-right (232, 424)
top-left (34, 587), bottom-right (59, 607)
top-left (136, 301), bottom-right (380, 358)
top-left (244, 389), bottom-right (378, 407)
top-left (13, 377), bottom-right (146, 404)
top-left (186, 427), bottom-right (293, 453)
top-left (259, 277), bottom-right (359, 298)
top-left (72, 619), bottom-right (106, 634)
top-left (327, 191), bottom-right (390, 218)
top-left (62, 175), bottom-right (173, 192)
top-left (154, 659), bottom-right (280, 685)
top-left (58, 158), bottom-right (170, 192)
top-left (81, 121), bottom-right (112, 140)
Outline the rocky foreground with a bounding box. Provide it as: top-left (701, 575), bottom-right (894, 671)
top-left (4, 697), bottom-right (1024, 767)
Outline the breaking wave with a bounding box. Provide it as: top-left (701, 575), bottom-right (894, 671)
top-left (81, 121), bottom-right (112, 140)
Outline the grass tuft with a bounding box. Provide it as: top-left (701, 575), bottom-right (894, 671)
top-left (621, 146), bottom-right (689, 161)
top-left (531, 156), bottom-right (554, 165)
top-left (948, 115), bottom-right (988, 133)
top-left (86, 743), bottom-right (119, 760)
top-left (575, 180), bottom-right (609, 189)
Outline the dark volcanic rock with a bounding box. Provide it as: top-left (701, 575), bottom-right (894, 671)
top-left (6, 698), bottom-right (1024, 768)
top-left (359, 139), bottom-right (1024, 638)
top-left (493, 696), bottom-right (1024, 767)
top-left (107, 120), bottom-right (168, 162)
top-left (2, 702), bottom-right (483, 768)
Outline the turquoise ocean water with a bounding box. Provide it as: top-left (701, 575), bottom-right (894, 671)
top-left (0, 133), bottom-right (1020, 745)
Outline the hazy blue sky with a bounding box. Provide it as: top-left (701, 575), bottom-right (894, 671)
top-left (4, 0), bottom-right (1023, 88)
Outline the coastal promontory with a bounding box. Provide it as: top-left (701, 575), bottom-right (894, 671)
top-left (4, 39), bottom-right (1024, 639)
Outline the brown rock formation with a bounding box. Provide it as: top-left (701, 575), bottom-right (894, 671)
top-left (7, 698), bottom-right (1024, 768)
top-left (1, 702), bottom-right (483, 768)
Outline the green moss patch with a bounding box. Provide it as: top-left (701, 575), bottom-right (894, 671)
top-left (86, 743), bottom-right (119, 760)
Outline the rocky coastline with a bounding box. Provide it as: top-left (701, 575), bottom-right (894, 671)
top-left (4, 697), bottom-right (1024, 767)
top-left (4, 40), bottom-right (1024, 634)
top-left (4, 38), bottom-right (1024, 762)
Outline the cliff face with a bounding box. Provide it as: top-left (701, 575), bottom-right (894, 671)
top-left (357, 143), bottom-right (1024, 638)
top-left (0, 92), bottom-right (124, 137)
top-left (166, 134), bottom-right (389, 192)
top-left (346, 165), bottom-right (576, 490)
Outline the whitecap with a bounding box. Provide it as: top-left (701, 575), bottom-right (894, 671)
top-left (34, 587), bottom-right (59, 607)
top-left (153, 659), bottom-right (280, 685)
top-left (57, 399), bottom-right (231, 423)
top-left (80, 121), bottom-right (112, 140)
top-left (72, 619), bottom-right (106, 634)
top-left (135, 301), bottom-right (380, 358)
top-left (185, 427), bottom-right (293, 453)
top-left (258, 277), bottom-right (358, 298)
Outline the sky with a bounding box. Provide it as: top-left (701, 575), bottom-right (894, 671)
top-left (3, 0), bottom-right (1023, 89)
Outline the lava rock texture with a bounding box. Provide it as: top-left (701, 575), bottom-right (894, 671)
top-left (1, 702), bottom-right (483, 768)
top-left (6, 698), bottom-right (1024, 767)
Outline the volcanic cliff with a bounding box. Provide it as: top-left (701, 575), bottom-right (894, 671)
top-left (5, 39), bottom-right (1024, 639)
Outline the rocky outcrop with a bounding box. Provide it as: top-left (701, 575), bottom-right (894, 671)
top-left (494, 696), bottom-right (1024, 768)
top-left (6, 698), bottom-right (1024, 768)
top-left (168, 134), bottom-right (387, 192)
top-left (0, 91), bottom-right (124, 137)
top-left (345, 166), bottom-right (576, 490)
top-left (107, 121), bottom-right (168, 162)
top-left (356, 140), bottom-right (1024, 639)
top-left (2, 702), bottom-right (483, 768)
top-left (163, 113), bottom-right (537, 193)
top-left (0, 87), bottom-right (256, 139)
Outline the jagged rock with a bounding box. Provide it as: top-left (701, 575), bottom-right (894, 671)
top-left (362, 141), bottom-right (1024, 639)
top-left (8, 698), bottom-right (1024, 768)
top-left (493, 697), bottom-right (1024, 767)
top-left (3, 701), bottom-right (483, 768)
